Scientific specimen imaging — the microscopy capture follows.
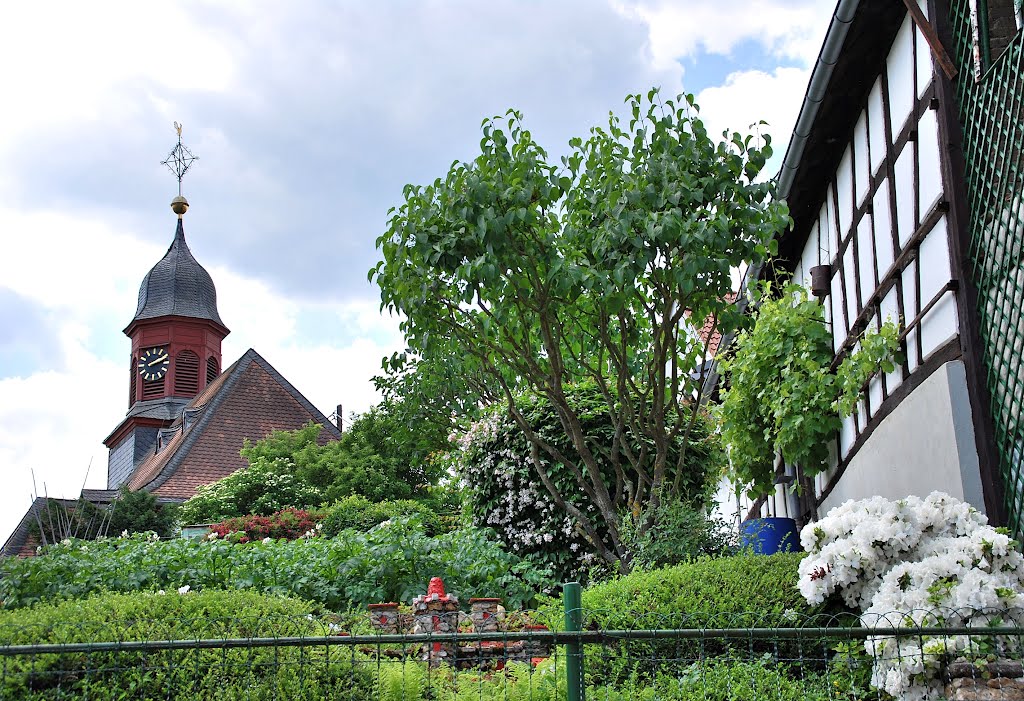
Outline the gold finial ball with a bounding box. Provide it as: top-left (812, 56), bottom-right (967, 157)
top-left (171, 195), bottom-right (189, 217)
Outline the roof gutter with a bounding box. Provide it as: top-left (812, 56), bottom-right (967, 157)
top-left (776, 0), bottom-right (862, 200)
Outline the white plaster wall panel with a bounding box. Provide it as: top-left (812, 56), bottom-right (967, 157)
top-left (920, 294), bottom-right (959, 357)
top-left (857, 215), bottom-right (876, 305)
top-left (918, 108), bottom-right (943, 214)
top-left (918, 215), bottom-right (952, 299)
top-left (868, 79), bottom-right (887, 176)
top-left (888, 15), bottom-right (916, 139)
top-left (844, 243), bottom-right (860, 319)
top-left (840, 412), bottom-right (856, 458)
top-left (916, 15), bottom-right (934, 99)
top-left (817, 360), bottom-right (985, 516)
top-left (894, 144), bottom-right (917, 248)
top-left (902, 259), bottom-right (920, 371)
top-left (830, 274), bottom-right (846, 353)
top-left (854, 112), bottom-right (871, 206)
top-left (880, 285), bottom-right (904, 392)
top-left (823, 189), bottom-right (839, 261)
top-left (869, 372), bottom-right (884, 419)
top-left (837, 148), bottom-right (854, 239)
top-left (799, 222), bottom-right (821, 289)
top-left (873, 182), bottom-right (895, 273)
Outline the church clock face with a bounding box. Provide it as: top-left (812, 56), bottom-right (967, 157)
top-left (137, 347), bottom-right (170, 381)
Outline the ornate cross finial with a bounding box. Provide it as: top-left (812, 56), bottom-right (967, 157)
top-left (161, 121), bottom-right (198, 197)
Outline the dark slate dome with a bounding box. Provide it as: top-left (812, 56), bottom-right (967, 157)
top-left (132, 219), bottom-right (225, 327)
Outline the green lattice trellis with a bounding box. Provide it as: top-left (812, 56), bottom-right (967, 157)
top-left (948, 1), bottom-right (1024, 537)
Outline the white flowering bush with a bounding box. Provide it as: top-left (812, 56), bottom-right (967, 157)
top-left (799, 492), bottom-right (1024, 700)
top-left (178, 457), bottom-right (324, 524)
top-left (445, 383), bottom-right (722, 578)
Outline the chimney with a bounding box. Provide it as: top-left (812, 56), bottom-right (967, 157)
top-left (335, 404), bottom-right (343, 433)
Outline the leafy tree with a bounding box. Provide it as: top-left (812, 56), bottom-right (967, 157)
top-left (372, 90), bottom-right (788, 571)
top-left (240, 408), bottom-right (447, 505)
top-left (447, 382), bottom-right (724, 580)
top-left (105, 488), bottom-right (178, 539)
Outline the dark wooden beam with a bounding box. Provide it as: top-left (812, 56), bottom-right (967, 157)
top-left (901, 0), bottom-right (959, 79)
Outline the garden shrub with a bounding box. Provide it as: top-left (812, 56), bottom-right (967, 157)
top-left (537, 553), bottom-right (817, 687)
top-left (447, 382), bottom-right (724, 580)
top-left (0, 518), bottom-right (552, 611)
top-left (177, 456), bottom-right (324, 524)
top-left (0, 590), bottom-right (375, 700)
top-left (635, 659), bottom-right (837, 701)
top-left (105, 487), bottom-right (179, 538)
top-left (569, 552), bottom-right (811, 628)
top-left (210, 506), bottom-right (320, 541)
top-left (318, 494), bottom-right (447, 537)
top-left (619, 500), bottom-right (738, 570)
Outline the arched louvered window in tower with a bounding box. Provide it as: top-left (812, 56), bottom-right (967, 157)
top-left (129, 356), bottom-right (137, 406)
top-left (142, 376), bottom-right (164, 400)
top-left (174, 350), bottom-right (200, 396)
top-left (206, 356), bottom-right (219, 385)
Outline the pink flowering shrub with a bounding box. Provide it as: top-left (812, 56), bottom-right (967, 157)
top-left (210, 507), bottom-right (321, 542)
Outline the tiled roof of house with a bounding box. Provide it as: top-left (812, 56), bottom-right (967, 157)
top-left (2, 497), bottom-right (80, 558)
top-left (691, 293), bottom-right (738, 359)
top-left (126, 348), bottom-right (341, 499)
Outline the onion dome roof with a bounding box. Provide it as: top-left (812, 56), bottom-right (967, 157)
top-left (131, 219), bottom-right (224, 327)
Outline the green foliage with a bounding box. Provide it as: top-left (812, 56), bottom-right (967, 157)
top-left (106, 488), bottom-right (178, 539)
top-left (0, 518), bottom-right (551, 611)
top-left (718, 283), bottom-right (900, 498)
top-left (635, 659), bottom-right (836, 701)
top-left (0, 590), bottom-right (375, 700)
top-left (178, 456), bottom-right (323, 524)
top-left (619, 499), bottom-right (738, 570)
top-left (558, 552), bottom-right (812, 629)
top-left (318, 495), bottom-right (448, 537)
top-left (235, 410), bottom-right (448, 508)
top-left (210, 507), bottom-right (319, 541)
top-left (447, 382), bottom-right (724, 579)
top-left (372, 90), bottom-right (790, 570)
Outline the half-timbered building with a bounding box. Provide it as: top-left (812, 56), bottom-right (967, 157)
top-left (742, 0), bottom-right (1023, 534)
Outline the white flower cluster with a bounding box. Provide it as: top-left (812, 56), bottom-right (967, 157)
top-left (449, 408), bottom-right (592, 564)
top-left (799, 492), bottom-right (1024, 700)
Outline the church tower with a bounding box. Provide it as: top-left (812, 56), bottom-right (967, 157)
top-left (103, 125), bottom-right (229, 489)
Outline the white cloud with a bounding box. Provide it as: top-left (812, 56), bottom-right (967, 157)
top-left (696, 66), bottom-right (812, 177)
top-left (613, 0), bottom-right (833, 68)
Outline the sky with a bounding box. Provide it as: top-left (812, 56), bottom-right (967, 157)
top-left (0, 0), bottom-right (835, 545)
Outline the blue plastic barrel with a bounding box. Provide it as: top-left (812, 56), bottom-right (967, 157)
top-left (739, 517), bottom-right (801, 555)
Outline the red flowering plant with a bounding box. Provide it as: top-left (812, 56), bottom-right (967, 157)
top-left (209, 507), bottom-right (322, 543)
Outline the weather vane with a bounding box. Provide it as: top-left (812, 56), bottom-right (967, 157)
top-left (161, 121), bottom-right (198, 197)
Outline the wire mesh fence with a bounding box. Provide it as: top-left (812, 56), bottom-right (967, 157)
top-left (2, 603), bottom-right (1023, 700)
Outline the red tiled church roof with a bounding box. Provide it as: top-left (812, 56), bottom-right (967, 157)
top-left (127, 348), bottom-right (340, 498)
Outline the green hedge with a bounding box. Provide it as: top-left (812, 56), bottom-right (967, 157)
top-left (571, 552), bottom-right (811, 628)
top-left (537, 553), bottom-right (818, 687)
top-left (0, 590), bottom-right (375, 700)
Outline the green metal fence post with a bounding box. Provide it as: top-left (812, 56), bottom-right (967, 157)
top-left (563, 581), bottom-right (584, 701)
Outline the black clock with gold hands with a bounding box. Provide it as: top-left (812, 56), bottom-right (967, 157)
top-left (138, 347), bottom-right (170, 381)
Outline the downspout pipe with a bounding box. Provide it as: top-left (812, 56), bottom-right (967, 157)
top-left (776, 0), bottom-right (862, 201)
